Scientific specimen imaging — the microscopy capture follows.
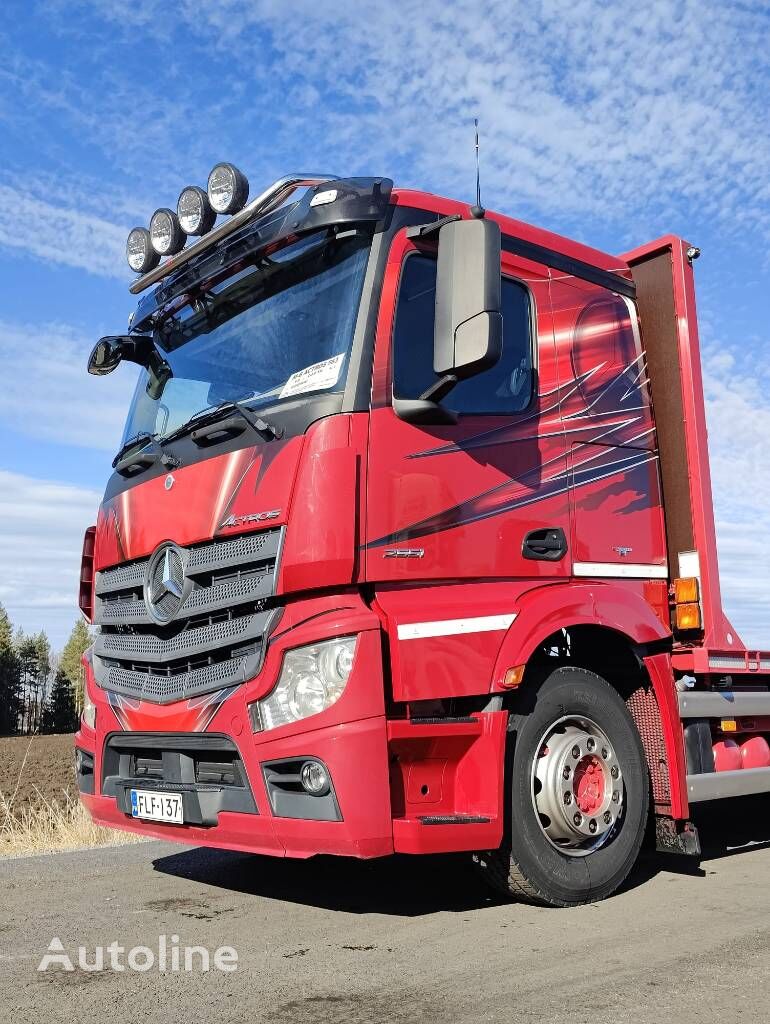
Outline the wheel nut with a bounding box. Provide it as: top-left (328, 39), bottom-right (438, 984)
top-left (573, 812), bottom-right (582, 826)
top-left (571, 745), bottom-right (580, 759)
top-left (603, 811), bottom-right (612, 824)
top-left (588, 819), bottom-right (597, 833)
top-left (586, 737), bottom-right (596, 752)
top-left (564, 791), bottom-right (573, 805)
top-left (612, 790), bottom-right (620, 803)
top-left (562, 766), bottom-right (571, 780)
top-left (611, 765), bottom-right (619, 778)
top-left (601, 747), bottom-right (609, 759)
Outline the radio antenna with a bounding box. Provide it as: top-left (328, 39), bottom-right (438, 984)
top-left (471, 118), bottom-right (485, 218)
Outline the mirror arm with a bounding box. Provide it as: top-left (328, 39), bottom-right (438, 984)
top-left (419, 373), bottom-right (458, 404)
top-left (392, 398), bottom-right (458, 426)
top-left (145, 350), bottom-right (173, 400)
top-left (405, 214), bottom-right (462, 241)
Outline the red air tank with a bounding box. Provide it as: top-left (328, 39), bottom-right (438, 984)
top-left (712, 739), bottom-right (742, 772)
top-left (740, 736), bottom-right (770, 770)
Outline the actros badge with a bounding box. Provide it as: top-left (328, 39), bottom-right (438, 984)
top-left (221, 509), bottom-right (281, 528)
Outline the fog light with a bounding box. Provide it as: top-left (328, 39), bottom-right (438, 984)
top-left (149, 207), bottom-right (186, 256)
top-left (177, 185), bottom-right (216, 236)
top-left (207, 162), bottom-right (249, 214)
top-left (300, 761), bottom-right (329, 796)
top-left (126, 227), bottom-right (160, 273)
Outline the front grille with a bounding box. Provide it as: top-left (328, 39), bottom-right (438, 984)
top-left (92, 528), bottom-right (282, 704)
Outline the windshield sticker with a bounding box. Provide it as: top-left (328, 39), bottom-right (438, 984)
top-left (279, 353), bottom-right (345, 398)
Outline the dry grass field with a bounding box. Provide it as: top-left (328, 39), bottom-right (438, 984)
top-left (0, 733), bottom-right (143, 858)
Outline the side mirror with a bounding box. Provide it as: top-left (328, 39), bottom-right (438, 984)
top-left (87, 334), bottom-right (157, 376)
top-left (87, 334), bottom-right (172, 400)
top-left (87, 336), bottom-right (128, 376)
top-left (393, 217), bottom-right (503, 425)
top-left (433, 217), bottom-right (502, 383)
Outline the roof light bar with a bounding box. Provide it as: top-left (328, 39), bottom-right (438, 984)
top-left (128, 173), bottom-right (339, 295)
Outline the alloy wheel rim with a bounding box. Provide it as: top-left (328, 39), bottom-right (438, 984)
top-left (531, 715), bottom-right (624, 857)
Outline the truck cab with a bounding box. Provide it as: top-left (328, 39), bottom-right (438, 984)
top-left (75, 168), bottom-right (770, 906)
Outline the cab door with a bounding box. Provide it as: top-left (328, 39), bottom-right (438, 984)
top-left (365, 226), bottom-right (570, 585)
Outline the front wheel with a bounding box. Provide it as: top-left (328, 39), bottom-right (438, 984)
top-left (476, 666), bottom-right (649, 906)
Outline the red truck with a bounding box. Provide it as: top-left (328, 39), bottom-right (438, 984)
top-left (75, 167), bottom-right (770, 906)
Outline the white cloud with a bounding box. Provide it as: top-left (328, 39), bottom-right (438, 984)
top-left (0, 184), bottom-right (128, 280)
top-left (0, 470), bottom-right (100, 649)
top-left (703, 344), bottom-right (770, 648)
top-left (10, 0), bottom-right (767, 259)
top-left (0, 318), bottom-right (138, 451)
top-left (56, 0), bottom-right (770, 246)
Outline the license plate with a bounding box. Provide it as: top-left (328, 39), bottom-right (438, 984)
top-left (130, 789), bottom-right (184, 824)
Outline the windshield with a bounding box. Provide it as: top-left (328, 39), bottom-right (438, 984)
top-left (119, 232), bottom-right (371, 450)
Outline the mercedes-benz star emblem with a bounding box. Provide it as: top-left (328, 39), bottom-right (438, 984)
top-left (144, 543), bottom-right (187, 624)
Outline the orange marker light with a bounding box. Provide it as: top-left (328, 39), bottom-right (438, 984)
top-left (676, 602), bottom-right (702, 631)
top-left (720, 719), bottom-right (737, 733)
top-left (503, 665), bottom-right (525, 688)
top-left (674, 577), bottom-right (700, 604)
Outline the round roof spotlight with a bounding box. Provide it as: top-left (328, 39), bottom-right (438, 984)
top-left (126, 227), bottom-right (160, 274)
top-left (207, 162), bottom-right (249, 215)
top-left (177, 185), bottom-right (216, 236)
top-left (149, 208), bottom-right (187, 256)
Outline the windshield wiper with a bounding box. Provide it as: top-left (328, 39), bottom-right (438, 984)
top-left (162, 401), bottom-right (283, 447)
top-left (111, 431), bottom-right (157, 468)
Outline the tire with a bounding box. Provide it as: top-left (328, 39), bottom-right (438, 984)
top-left (475, 666), bottom-right (649, 907)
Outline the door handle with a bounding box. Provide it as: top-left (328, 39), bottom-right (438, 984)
top-left (522, 527), bottom-right (568, 562)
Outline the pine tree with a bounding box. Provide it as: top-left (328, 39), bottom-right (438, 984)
top-left (59, 619), bottom-right (92, 712)
top-left (0, 604), bottom-right (22, 735)
top-left (14, 631), bottom-right (51, 734)
top-left (40, 668), bottom-right (78, 735)
top-left (32, 632), bottom-right (52, 733)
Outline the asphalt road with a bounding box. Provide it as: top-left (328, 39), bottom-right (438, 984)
top-left (2, 798), bottom-right (769, 1024)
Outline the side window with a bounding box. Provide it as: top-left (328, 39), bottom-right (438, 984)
top-left (392, 254), bottom-right (533, 415)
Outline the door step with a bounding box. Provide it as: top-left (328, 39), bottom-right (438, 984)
top-left (417, 814), bottom-right (491, 825)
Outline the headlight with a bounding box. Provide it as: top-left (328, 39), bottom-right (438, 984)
top-left (82, 693), bottom-right (97, 730)
top-left (126, 227), bottom-right (160, 273)
top-left (207, 162), bottom-right (249, 215)
top-left (177, 185), bottom-right (216, 236)
top-left (149, 208), bottom-right (186, 255)
top-left (250, 636), bottom-right (357, 732)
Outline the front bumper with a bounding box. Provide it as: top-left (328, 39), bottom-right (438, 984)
top-left (79, 714), bottom-right (392, 859)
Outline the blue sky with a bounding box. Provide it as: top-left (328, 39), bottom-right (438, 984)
top-left (1, 0), bottom-right (769, 649)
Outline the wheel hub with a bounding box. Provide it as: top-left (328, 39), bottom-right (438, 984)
top-left (532, 717), bottom-right (623, 855)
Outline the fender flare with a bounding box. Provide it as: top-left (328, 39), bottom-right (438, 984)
top-left (491, 581), bottom-right (688, 819)
top-left (491, 581), bottom-right (670, 685)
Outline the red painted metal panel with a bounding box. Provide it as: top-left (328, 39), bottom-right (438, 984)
top-left (366, 228), bottom-right (571, 587)
top-left (389, 710), bottom-right (507, 854)
top-left (375, 581), bottom-right (535, 702)
top-left (95, 438), bottom-right (301, 568)
top-left (279, 415), bottom-right (360, 593)
top-left (489, 580), bottom-right (671, 690)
